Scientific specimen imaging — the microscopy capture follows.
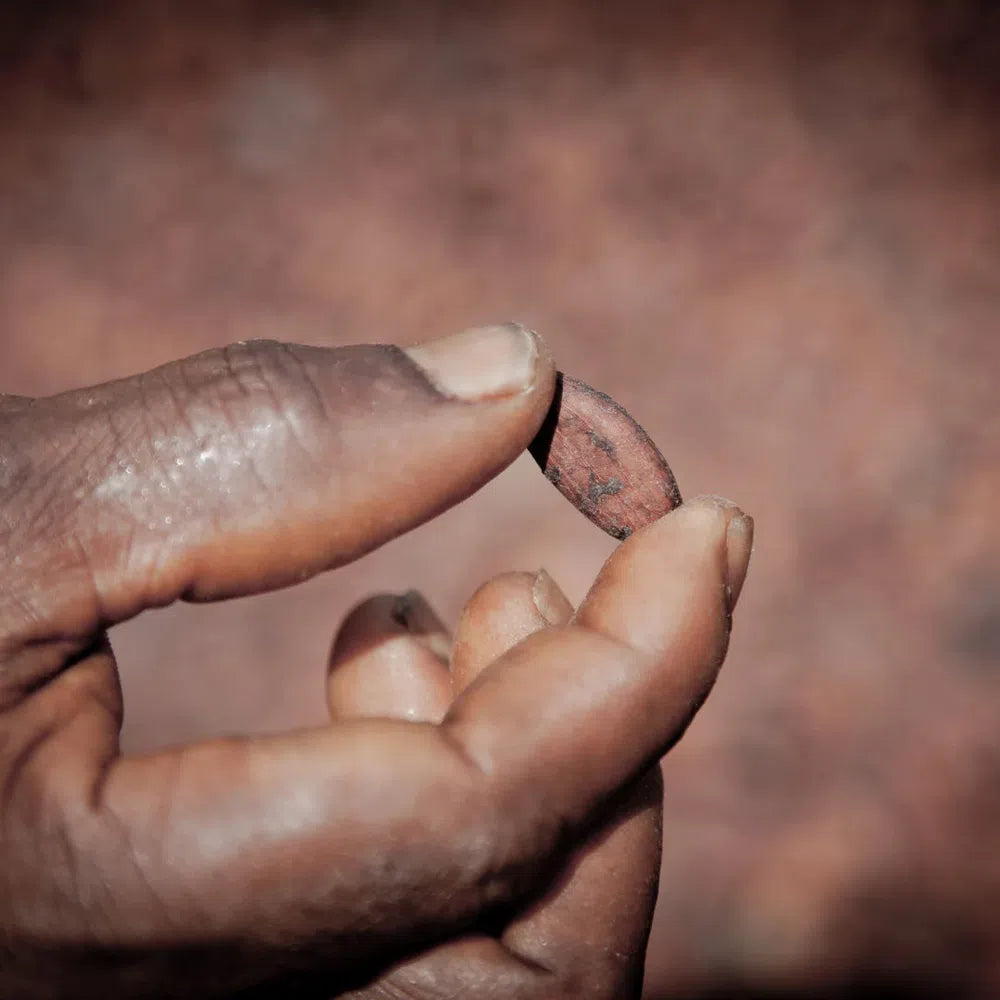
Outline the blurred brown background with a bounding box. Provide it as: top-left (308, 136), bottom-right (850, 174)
top-left (2, 1), bottom-right (999, 996)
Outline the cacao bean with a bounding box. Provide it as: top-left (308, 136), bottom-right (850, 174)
top-left (529, 373), bottom-right (681, 539)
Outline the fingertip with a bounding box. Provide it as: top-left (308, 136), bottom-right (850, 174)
top-left (327, 592), bottom-right (452, 722)
top-left (452, 569), bottom-right (572, 693)
top-left (575, 493), bottom-right (752, 662)
top-left (676, 495), bottom-right (754, 612)
top-left (532, 568), bottom-right (574, 627)
top-left (632, 493), bottom-right (751, 575)
top-left (725, 512), bottom-right (754, 610)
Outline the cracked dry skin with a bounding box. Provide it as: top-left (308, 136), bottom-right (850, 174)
top-left (530, 373), bottom-right (681, 540)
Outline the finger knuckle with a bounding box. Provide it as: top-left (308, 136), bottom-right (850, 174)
top-left (220, 339), bottom-right (328, 424)
top-left (0, 415), bottom-right (52, 555)
top-left (0, 731), bottom-right (87, 924)
top-left (0, 429), bottom-right (33, 508)
top-left (438, 724), bottom-right (570, 910)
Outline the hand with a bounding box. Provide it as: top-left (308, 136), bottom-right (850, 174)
top-left (0, 324), bottom-right (753, 999)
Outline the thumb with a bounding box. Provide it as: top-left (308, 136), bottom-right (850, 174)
top-left (0, 324), bottom-right (554, 699)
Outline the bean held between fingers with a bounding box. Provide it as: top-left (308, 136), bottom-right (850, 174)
top-left (530, 372), bottom-right (682, 539)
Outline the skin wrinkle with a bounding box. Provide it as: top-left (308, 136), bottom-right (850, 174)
top-left (51, 652), bottom-right (123, 735)
top-left (88, 751), bottom-right (222, 947)
top-left (228, 342), bottom-right (289, 419)
top-left (211, 344), bottom-right (266, 499)
top-left (160, 361), bottom-right (233, 476)
top-left (0, 590), bottom-right (48, 665)
top-left (447, 663), bottom-right (640, 903)
top-left (0, 718), bottom-right (60, 821)
top-left (117, 755), bottom-right (193, 942)
top-left (2, 712), bottom-right (109, 942)
top-left (87, 342), bottom-right (383, 614)
top-left (138, 368), bottom-right (199, 474)
top-left (61, 531), bottom-right (107, 637)
top-left (2, 432), bottom-right (74, 556)
top-left (248, 348), bottom-right (326, 474)
top-left (278, 341), bottom-right (333, 427)
top-left (15, 426), bottom-right (79, 522)
top-left (86, 393), bottom-right (147, 515)
top-left (220, 343), bottom-right (256, 399)
top-left (37, 772), bottom-right (90, 941)
top-left (430, 741), bottom-right (556, 918)
top-left (111, 517), bottom-right (158, 619)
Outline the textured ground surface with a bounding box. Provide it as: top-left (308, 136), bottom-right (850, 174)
top-left (2, 2), bottom-right (999, 996)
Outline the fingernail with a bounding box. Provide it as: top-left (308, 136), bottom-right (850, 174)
top-left (404, 323), bottom-right (539, 401)
top-left (686, 495), bottom-right (754, 612)
top-left (726, 512), bottom-right (754, 610)
top-left (532, 568), bottom-right (574, 626)
top-left (391, 590), bottom-right (452, 661)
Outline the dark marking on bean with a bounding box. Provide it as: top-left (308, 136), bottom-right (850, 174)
top-left (588, 430), bottom-right (616, 456)
top-left (587, 474), bottom-right (623, 505)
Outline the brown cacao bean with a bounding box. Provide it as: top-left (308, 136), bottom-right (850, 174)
top-left (529, 372), bottom-right (681, 539)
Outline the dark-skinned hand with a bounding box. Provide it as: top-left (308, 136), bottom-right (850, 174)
top-left (0, 324), bottom-right (753, 999)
